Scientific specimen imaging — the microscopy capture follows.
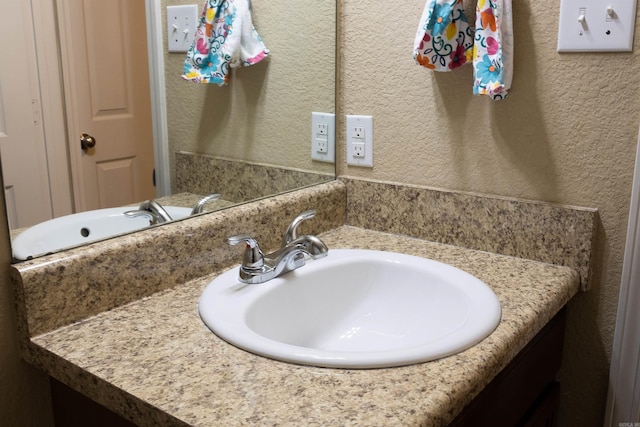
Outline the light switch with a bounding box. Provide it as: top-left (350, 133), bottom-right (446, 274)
top-left (167, 5), bottom-right (199, 53)
top-left (558, 0), bottom-right (637, 52)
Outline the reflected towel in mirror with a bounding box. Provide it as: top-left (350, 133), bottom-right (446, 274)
top-left (182, 0), bottom-right (269, 85)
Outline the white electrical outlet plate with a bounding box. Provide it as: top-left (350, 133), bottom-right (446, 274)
top-left (558, 0), bottom-right (637, 52)
top-left (311, 112), bottom-right (335, 163)
top-left (346, 115), bottom-right (373, 167)
top-left (167, 5), bottom-right (199, 53)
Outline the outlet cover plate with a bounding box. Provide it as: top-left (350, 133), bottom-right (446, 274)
top-left (346, 115), bottom-right (373, 167)
top-left (311, 112), bottom-right (335, 163)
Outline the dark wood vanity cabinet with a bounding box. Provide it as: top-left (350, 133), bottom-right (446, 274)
top-left (450, 308), bottom-right (567, 427)
top-left (50, 309), bottom-right (567, 427)
top-left (50, 378), bottom-right (137, 427)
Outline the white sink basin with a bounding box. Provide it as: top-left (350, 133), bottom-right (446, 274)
top-left (12, 206), bottom-right (192, 260)
top-left (199, 249), bottom-right (501, 369)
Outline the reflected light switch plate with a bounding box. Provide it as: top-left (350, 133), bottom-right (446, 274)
top-left (558, 0), bottom-right (637, 52)
top-left (167, 5), bottom-right (199, 53)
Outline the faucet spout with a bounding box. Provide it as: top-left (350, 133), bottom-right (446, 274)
top-left (282, 210), bottom-right (317, 246)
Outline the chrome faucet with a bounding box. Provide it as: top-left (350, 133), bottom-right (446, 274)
top-left (124, 200), bottom-right (173, 225)
top-left (191, 193), bottom-right (221, 215)
top-left (228, 210), bottom-right (328, 284)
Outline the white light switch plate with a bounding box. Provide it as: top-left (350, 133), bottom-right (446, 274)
top-left (558, 0), bottom-right (637, 52)
top-left (167, 5), bottom-right (199, 53)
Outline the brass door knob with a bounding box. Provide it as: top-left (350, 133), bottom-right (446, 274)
top-left (80, 133), bottom-right (96, 151)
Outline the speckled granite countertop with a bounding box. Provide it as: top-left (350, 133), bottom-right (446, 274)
top-left (29, 225), bottom-right (579, 427)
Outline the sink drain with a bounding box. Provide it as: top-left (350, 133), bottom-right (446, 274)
top-left (80, 227), bottom-right (90, 238)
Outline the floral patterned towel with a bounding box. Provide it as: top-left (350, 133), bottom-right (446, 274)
top-left (472, 0), bottom-right (513, 100)
top-left (413, 0), bottom-right (474, 71)
top-left (414, 0), bottom-right (513, 100)
top-left (182, 0), bottom-right (269, 85)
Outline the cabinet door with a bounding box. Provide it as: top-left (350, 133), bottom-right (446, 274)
top-left (450, 308), bottom-right (566, 427)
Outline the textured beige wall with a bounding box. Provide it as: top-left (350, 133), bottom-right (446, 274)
top-left (163, 0), bottom-right (336, 178)
top-left (339, 0), bottom-right (640, 424)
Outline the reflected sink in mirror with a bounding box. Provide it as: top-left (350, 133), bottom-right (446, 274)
top-left (12, 206), bottom-right (191, 260)
top-left (199, 249), bottom-right (502, 369)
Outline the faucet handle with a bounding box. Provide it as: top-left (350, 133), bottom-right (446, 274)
top-left (282, 210), bottom-right (316, 246)
top-left (124, 210), bottom-right (159, 225)
top-left (228, 235), bottom-right (264, 271)
top-left (191, 193), bottom-right (221, 215)
top-left (228, 235), bottom-right (258, 247)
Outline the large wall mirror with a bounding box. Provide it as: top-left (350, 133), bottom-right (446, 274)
top-left (3, 0), bottom-right (336, 262)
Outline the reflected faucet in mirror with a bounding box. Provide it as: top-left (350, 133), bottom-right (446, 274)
top-left (124, 194), bottom-right (222, 225)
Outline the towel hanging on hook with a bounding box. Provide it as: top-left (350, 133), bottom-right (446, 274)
top-left (413, 0), bottom-right (513, 100)
top-left (182, 0), bottom-right (269, 85)
top-left (472, 0), bottom-right (513, 100)
top-left (413, 0), bottom-right (474, 71)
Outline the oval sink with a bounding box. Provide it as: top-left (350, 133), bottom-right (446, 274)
top-left (12, 206), bottom-right (192, 260)
top-left (199, 249), bottom-right (501, 369)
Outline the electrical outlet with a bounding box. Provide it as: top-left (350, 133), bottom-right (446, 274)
top-left (167, 5), bottom-right (199, 53)
top-left (353, 127), bottom-right (365, 139)
top-left (346, 115), bottom-right (373, 167)
top-left (353, 142), bottom-right (365, 158)
top-left (317, 139), bottom-right (328, 153)
top-left (311, 112), bottom-right (335, 163)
